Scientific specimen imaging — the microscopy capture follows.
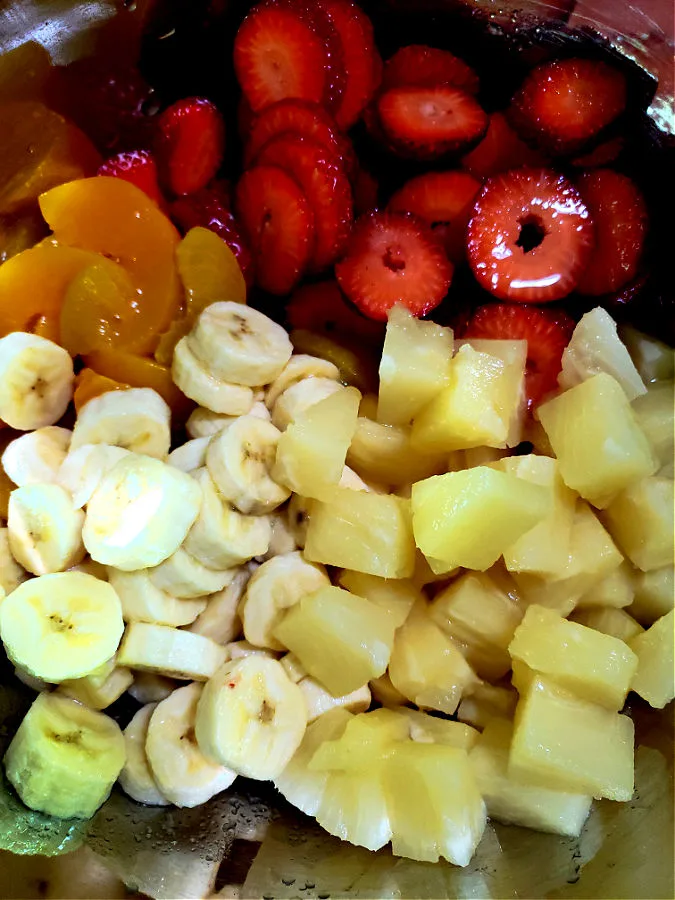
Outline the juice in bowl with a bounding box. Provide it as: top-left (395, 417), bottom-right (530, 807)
top-left (0, 0), bottom-right (672, 897)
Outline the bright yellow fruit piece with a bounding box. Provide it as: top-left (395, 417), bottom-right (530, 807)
top-left (628, 609), bottom-right (675, 709)
top-left (570, 607), bottom-right (644, 643)
top-left (309, 708), bottom-right (409, 773)
top-left (176, 226), bottom-right (246, 312)
top-left (457, 682), bottom-right (518, 731)
top-left (400, 707), bottom-right (479, 751)
top-left (304, 488), bottom-right (415, 578)
top-left (601, 476), bottom-right (674, 572)
top-left (508, 675), bottom-right (634, 801)
top-left (576, 562), bottom-right (634, 609)
top-left (629, 565), bottom-right (674, 624)
top-left (459, 338), bottom-right (528, 446)
top-left (411, 467), bottom-right (550, 573)
top-left (619, 324), bottom-right (675, 383)
top-left (337, 570), bottom-right (418, 628)
top-left (538, 372), bottom-right (656, 508)
top-left (347, 415), bottom-right (446, 487)
top-left (509, 604), bottom-right (637, 710)
top-left (631, 381), bottom-right (674, 474)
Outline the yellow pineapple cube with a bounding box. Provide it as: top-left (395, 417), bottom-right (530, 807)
top-left (628, 609), bottom-right (675, 709)
top-left (304, 487), bottom-right (415, 578)
top-left (576, 562), bottom-right (634, 609)
top-left (509, 604), bottom-right (638, 710)
top-left (457, 681), bottom-right (518, 731)
top-left (337, 570), bottom-right (418, 628)
top-left (377, 304), bottom-right (453, 426)
top-left (449, 634), bottom-right (512, 682)
top-left (538, 372), bottom-right (656, 508)
top-left (619, 324), bottom-right (675, 383)
top-left (273, 585), bottom-right (396, 696)
top-left (309, 708), bottom-right (409, 773)
top-left (400, 707), bottom-right (479, 751)
top-left (368, 672), bottom-right (407, 708)
top-left (632, 381), bottom-right (674, 473)
top-left (570, 607), bottom-right (644, 643)
top-left (629, 565), bottom-right (674, 624)
top-left (347, 416), bottom-right (446, 487)
top-left (411, 467), bottom-right (550, 573)
top-left (510, 658), bottom-right (536, 695)
top-left (459, 338), bottom-right (528, 446)
top-left (470, 718), bottom-right (592, 837)
top-left (509, 675), bottom-right (634, 801)
top-left (601, 476), bottom-right (674, 571)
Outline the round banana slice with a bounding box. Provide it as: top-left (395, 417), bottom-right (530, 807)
top-left (8, 484), bottom-right (85, 575)
top-left (148, 547), bottom-right (237, 599)
top-left (0, 527), bottom-right (28, 595)
top-left (206, 416), bottom-right (290, 515)
top-left (70, 388), bottom-right (171, 460)
top-left (167, 436), bottom-right (212, 473)
top-left (271, 377), bottom-right (343, 431)
top-left (172, 338), bottom-right (254, 415)
top-left (2, 426), bottom-right (72, 487)
top-left (107, 568), bottom-right (207, 626)
top-left (195, 655), bottom-right (307, 780)
top-left (14, 665), bottom-right (49, 692)
top-left (57, 443), bottom-right (132, 509)
top-left (184, 468), bottom-right (271, 570)
top-left (0, 571), bottom-right (124, 682)
top-left (0, 332), bottom-right (74, 431)
top-left (225, 640), bottom-right (278, 660)
top-left (258, 509), bottom-right (298, 560)
top-left (146, 682), bottom-right (236, 808)
top-left (241, 551), bottom-right (329, 651)
top-left (128, 672), bottom-right (177, 704)
top-left (185, 566), bottom-right (250, 644)
top-left (265, 355), bottom-right (340, 410)
top-left (83, 454), bottom-right (202, 571)
top-left (186, 408), bottom-right (236, 439)
top-left (189, 302), bottom-right (293, 387)
top-left (118, 704), bottom-right (170, 806)
top-left (117, 622), bottom-right (228, 681)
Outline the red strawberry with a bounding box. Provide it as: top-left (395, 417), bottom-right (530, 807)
top-left (509, 58), bottom-right (627, 155)
top-left (352, 165), bottom-right (380, 216)
top-left (286, 279), bottom-right (385, 344)
top-left (235, 164), bottom-right (314, 295)
top-left (156, 97), bottom-right (225, 197)
top-left (570, 135), bottom-right (624, 168)
top-left (575, 169), bottom-right (648, 296)
top-left (97, 150), bottom-right (163, 205)
top-left (335, 211), bottom-right (453, 321)
top-left (389, 170), bottom-right (481, 263)
top-left (466, 168), bottom-right (594, 303)
top-left (282, 0), bottom-right (347, 114)
top-left (464, 303), bottom-right (575, 409)
top-left (238, 95), bottom-right (256, 139)
top-left (461, 111), bottom-right (547, 179)
top-left (382, 44), bottom-right (479, 95)
top-left (377, 85), bottom-right (487, 159)
top-left (256, 133), bottom-right (353, 271)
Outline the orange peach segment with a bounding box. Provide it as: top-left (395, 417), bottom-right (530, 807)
top-left (176, 226), bottom-right (247, 314)
top-left (73, 368), bottom-right (130, 413)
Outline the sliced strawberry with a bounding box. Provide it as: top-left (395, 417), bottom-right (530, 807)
top-left (575, 169), bottom-right (648, 296)
top-left (509, 58), bottom-right (627, 155)
top-left (570, 135), bottom-right (624, 168)
top-left (377, 85), bottom-right (487, 159)
top-left (382, 44), bottom-right (479, 95)
top-left (335, 211), bottom-right (453, 321)
top-left (238, 95), bottom-right (256, 140)
top-left (467, 168), bottom-right (594, 303)
top-left (461, 111), bottom-right (547, 179)
top-left (464, 303), bottom-right (575, 409)
top-left (286, 279), bottom-right (385, 344)
top-left (156, 97), bottom-right (225, 197)
top-left (235, 164), bottom-right (314, 295)
top-left (389, 170), bottom-right (481, 263)
top-left (256, 133), bottom-right (353, 271)
top-left (97, 150), bottom-right (163, 205)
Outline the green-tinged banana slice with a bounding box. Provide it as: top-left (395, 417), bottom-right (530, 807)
top-left (107, 568), bottom-right (207, 626)
top-left (148, 547), bottom-right (237, 599)
top-left (0, 332), bottom-right (74, 431)
top-left (117, 622), bottom-right (228, 681)
top-left (172, 338), bottom-right (254, 415)
top-left (146, 682), bottom-right (236, 808)
top-left (265, 355), bottom-right (340, 410)
top-left (195, 655), bottom-right (307, 780)
top-left (2, 426), bottom-right (71, 487)
top-left (70, 388), bottom-right (171, 460)
top-left (0, 526), bottom-right (28, 594)
top-left (59, 657), bottom-right (134, 710)
top-left (57, 443), bottom-right (131, 509)
top-left (186, 566), bottom-right (250, 644)
top-left (167, 436), bottom-right (212, 473)
top-left (118, 703), bottom-right (170, 807)
top-left (83, 453), bottom-right (202, 571)
top-left (8, 484), bottom-right (85, 575)
top-left (0, 572), bottom-right (124, 682)
top-left (206, 416), bottom-right (290, 515)
top-left (189, 302), bottom-right (293, 387)
top-left (271, 377), bottom-right (343, 431)
top-left (4, 692), bottom-right (125, 819)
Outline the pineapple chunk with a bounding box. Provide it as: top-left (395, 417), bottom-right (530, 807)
top-left (601, 476), bottom-right (674, 571)
top-left (457, 682), bottom-right (518, 731)
top-left (628, 609), bottom-right (675, 709)
top-left (347, 416), bottom-right (446, 486)
top-left (273, 585), bottom-right (396, 696)
top-left (400, 708), bottom-right (479, 751)
top-left (338, 570), bottom-right (418, 628)
top-left (470, 718), bottom-right (592, 837)
top-left (377, 304), bottom-right (453, 426)
top-left (369, 672), bottom-right (408, 708)
top-left (463, 446), bottom-right (508, 468)
top-left (509, 604), bottom-right (637, 710)
top-left (459, 338), bottom-right (528, 446)
top-left (449, 634), bottom-right (512, 682)
top-left (304, 488), bottom-right (415, 578)
top-left (558, 307), bottom-right (647, 400)
top-left (576, 562), bottom-right (634, 609)
top-left (411, 549), bottom-right (457, 587)
top-left (571, 607), bottom-right (644, 643)
top-left (388, 601), bottom-right (479, 714)
top-left (298, 677), bottom-right (371, 723)
top-left (619, 324), bottom-right (675, 383)
top-left (629, 565), bottom-right (674, 624)
top-left (309, 708), bottom-right (409, 773)
top-left (272, 386), bottom-right (360, 500)
top-left (509, 675), bottom-right (634, 801)
top-left (538, 372), bottom-right (656, 508)
top-left (510, 658), bottom-right (535, 695)
top-left (632, 381), bottom-right (674, 472)
top-left (411, 467), bottom-right (550, 573)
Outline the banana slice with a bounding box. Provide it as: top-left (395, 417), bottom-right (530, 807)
top-left (83, 453), bottom-right (202, 571)
top-left (225, 640), bottom-right (278, 660)
top-left (271, 377), bottom-right (343, 431)
top-left (287, 494), bottom-right (314, 548)
top-left (57, 443), bottom-right (131, 509)
top-left (2, 427), bottom-right (72, 487)
top-left (71, 388), bottom-right (171, 460)
top-left (8, 484), bottom-right (85, 575)
top-left (185, 566), bottom-right (250, 644)
top-left (258, 509), bottom-right (298, 560)
top-left (167, 436), bottom-right (211, 473)
top-left (189, 302), bottom-right (293, 387)
top-left (0, 332), bottom-right (74, 431)
top-left (298, 677), bottom-right (371, 723)
top-left (240, 551), bottom-right (330, 651)
top-left (148, 547), bottom-right (237, 599)
top-left (184, 468), bottom-right (271, 570)
top-left (339, 465), bottom-right (371, 492)
top-left (14, 665), bottom-right (49, 692)
top-left (4, 692), bottom-right (125, 819)
top-left (107, 568), bottom-right (207, 626)
top-left (59, 658), bottom-right (134, 710)
top-left (0, 527), bottom-right (28, 594)
top-left (118, 703), bottom-right (170, 806)
top-left (173, 337), bottom-right (255, 415)
top-left (117, 622), bottom-right (228, 681)
top-left (280, 653), bottom-right (307, 684)
top-left (128, 672), bottom-right (177, 704)
top-left (206, 416), bottom-right (290, 515)
top-left (265, 355), bottom-right (341, 410)
top-left (186, 408), bottom-right (236, 439)
top-left (146, 682), bottom-right (236, 807)
top-left (195, 655), bottom-right (307, 780)
top-left (0, 571), bottom-right (124, 681)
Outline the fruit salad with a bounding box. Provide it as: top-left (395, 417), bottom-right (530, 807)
top-left (0, 0), bottom-right (672, 886)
